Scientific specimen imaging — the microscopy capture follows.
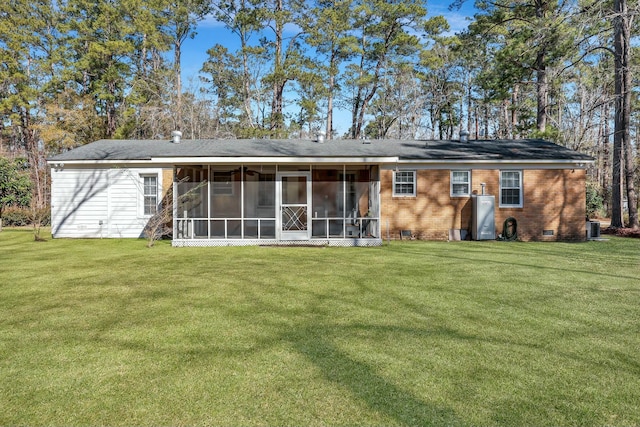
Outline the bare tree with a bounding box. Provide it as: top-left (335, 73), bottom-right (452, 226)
top-left (143, 178), bottom-right (205, 247)
top-left (611, 0), bottom-right (638, 228)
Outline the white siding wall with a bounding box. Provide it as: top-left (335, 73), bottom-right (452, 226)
top-left (51, 166), bottom-right (165, 238)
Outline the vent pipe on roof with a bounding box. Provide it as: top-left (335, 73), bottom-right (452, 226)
top-left (171, 130), bottom-right (182, 144)
top-left (316, 130), bottom-right (326, 143)
top-left (460, 130), bottom-right (470, 143)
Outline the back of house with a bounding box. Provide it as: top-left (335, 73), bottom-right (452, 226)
top-left (48, 137), bottom-right (593, 246)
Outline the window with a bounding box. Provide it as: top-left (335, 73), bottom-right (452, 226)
top-left (212, 171), bottom-right (234, 195)
top-left (451, 170), bottom-right (471, 197)
top-left (500, 170), bottom-right (523, 207)
top-left (142, 175), bottom-right (158, 216)
top-left (393, 171), bottom-right (416, 197)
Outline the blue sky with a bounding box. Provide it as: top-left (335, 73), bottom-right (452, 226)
top-left (179, 0), bottom-right (477, 136)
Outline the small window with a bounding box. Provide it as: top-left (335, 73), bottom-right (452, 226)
top-left (212, 171), bottom-right (234, 195)
top-left (451, 170), bottom-right (471, 197)
top-left (142, 175), bottom-right (158, 216)
top-left (393, 171), bottom-right (416, 197)
top-left (500, 170), bottom-right (523, 207)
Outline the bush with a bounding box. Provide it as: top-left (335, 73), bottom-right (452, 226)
top-left (586, 182), bottom-right (604, 218)
top-left (2, 207), bottom-right (31, 226)
top-left (1, 207), bottom-right (50, 227)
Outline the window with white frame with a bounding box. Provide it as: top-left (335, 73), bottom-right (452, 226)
top-left (393, 170), bottom-right (416, 196)
top-left (142, 175), bottom-right (158, 216)
top-left (500, 170), bottom-right (523, 207)
top-left (450, 170), bottom-right (471, 197)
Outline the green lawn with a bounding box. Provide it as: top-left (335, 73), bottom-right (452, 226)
top-left (1, 229), bottom-right (639, 426)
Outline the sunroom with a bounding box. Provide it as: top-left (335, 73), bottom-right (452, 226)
top-left (172, 163), bottom-right (381, 246)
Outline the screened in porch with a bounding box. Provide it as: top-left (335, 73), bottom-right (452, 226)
top-left (172, 164), bottom-right (381, 246)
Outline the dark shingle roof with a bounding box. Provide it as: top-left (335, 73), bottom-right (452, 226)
top-left (48, 138), bottom-right (594, 163)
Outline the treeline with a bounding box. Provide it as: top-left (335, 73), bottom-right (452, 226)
top-left (0, 0), bottom-right (638, 227)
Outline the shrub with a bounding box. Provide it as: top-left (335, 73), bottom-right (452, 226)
top-left (586, 182), bottom-right (604, 218)
top-left (2, 207), bottom-right (31, 226)
top-left (0, 207), bottom-right (50, 227)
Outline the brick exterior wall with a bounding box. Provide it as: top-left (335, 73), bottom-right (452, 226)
top-left (162, 169), bottom-right (173, 195)
top-left (380, 168), bottom-right (586, 242)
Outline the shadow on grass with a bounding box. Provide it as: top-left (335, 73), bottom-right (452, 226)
top-left (292, 326), bottom-right (460, 426)
top-left (388, 244), bottom-right (640, 282)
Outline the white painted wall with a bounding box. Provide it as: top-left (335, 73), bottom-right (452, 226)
top-left (51, 166), bottom-right (165, 238)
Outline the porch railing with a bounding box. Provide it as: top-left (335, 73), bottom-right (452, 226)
top-left (174, 216), bottom-right (379, 240)
top-left (311, 217), bottom-right (379, 239)
top-left (175, 218), bottom-right (276, 240)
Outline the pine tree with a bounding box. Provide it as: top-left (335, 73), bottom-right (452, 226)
top-left (302, 0), bottom-right (357, 139)
top-left (467, 0), bottom-right (579, 137)
top-left (347, 0), bottom-right (427, 139)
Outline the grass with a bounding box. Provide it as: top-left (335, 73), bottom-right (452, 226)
top-left (1, 228), bottom-right (639, 426)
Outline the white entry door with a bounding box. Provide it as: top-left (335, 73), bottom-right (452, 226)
top-left (277, 172), bottom-right (311, 240)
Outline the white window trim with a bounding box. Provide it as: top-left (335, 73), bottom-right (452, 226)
top-left (140, 173), bottom-right (160, 218)
top-left (393, 170), bottom-right (416, 197)
top-left (450, 170), bottom-right (471, 197)
top-left (499, 170), bottom-right (523, 208)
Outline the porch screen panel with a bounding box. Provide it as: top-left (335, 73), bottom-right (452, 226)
top-left (175, 166), bottom-right (209, 238)
top-left (312, 167), bottom-right (341, 237)
top-left (244, 165), bottom-right (276, 238)
top-left (243, 166), bottom-right (276, 218)
top-left (210, 166), bottom-right (241, 218)
top-left (345, 166), bottom-right (372, 218)
top-left (312, 167), bottom-right (340, 218)
top-left (175, 166), bottom-right (209, 218)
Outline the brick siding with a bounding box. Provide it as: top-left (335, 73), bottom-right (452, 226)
top-left (380, 168), bottom-right (586, 242)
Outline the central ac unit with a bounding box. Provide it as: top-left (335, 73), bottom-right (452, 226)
top-left (586, 221), bottom-right (601, 239)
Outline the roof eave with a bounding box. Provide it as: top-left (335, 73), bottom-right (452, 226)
top-left (47, 156), bottom-right (594, 167)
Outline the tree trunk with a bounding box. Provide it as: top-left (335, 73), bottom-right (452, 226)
top-left (270, 0), bottom-right (284, 134)
top-left (21, 107), bottom-right (44, 213)
top-left (326, 51), bottom-right (336, 139)
top-left (351, 33), bottom-right (366, 140)
top-left (601, 101), bottom-right (611, 215)
top-left (536, 57), bottom-right (548, 134)
top-left (474, 106), bottom-right (479, 139)
top-left (624, 123), bottom-right (638, 228)
top-left (501, 99), bottom-right (509, 138)
top-left (467, 81), bottom-right (473, 136)
top-left (612, 0), bottom-right (636, 228)
top-left (356, 80), bottom-right (379, 140)
top-left (484, 103), bottom-right (489, 138)
top-left (511, 84), bottom-right (519, 139)
top-left (175, 37), bottom-right (182, 131)
top-left (535, 0), bottom-right (548, 134)
top-left (240, 37), bottom-right (255, 128)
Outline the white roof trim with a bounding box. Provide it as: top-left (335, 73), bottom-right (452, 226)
top-left (48, 156), bottom-right (401, 165)
top-left (386, 159), bottom-right (593, 170)
top-left (153, 156), bottom-right (400, 164)
top-left (47, 156), bottom-right (592, 168)
top-left (397, 159), bottom-right (593, 164)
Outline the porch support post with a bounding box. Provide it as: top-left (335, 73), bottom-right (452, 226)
top-left (172, 167), bottom-right (177, 238)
